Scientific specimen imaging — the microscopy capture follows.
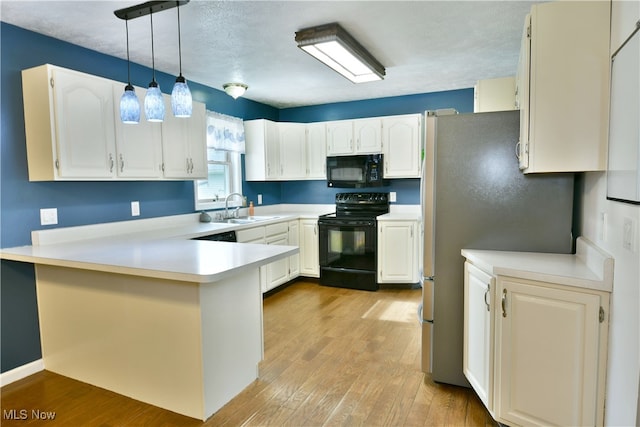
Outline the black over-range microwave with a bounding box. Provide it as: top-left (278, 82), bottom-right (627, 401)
top-left (326, 154), bottom-right (387, 188)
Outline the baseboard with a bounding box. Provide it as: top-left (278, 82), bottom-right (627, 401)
top-left (0, 359), bottom-right (44, 387)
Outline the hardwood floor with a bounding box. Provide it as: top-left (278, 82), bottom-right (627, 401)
top-left (1, 280), bottom-right (496, 426)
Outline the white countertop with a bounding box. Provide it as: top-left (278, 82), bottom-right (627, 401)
top-left (461, 237), bottom-right (614, 292)
top-left (0, 209), bottom-right (335, 284)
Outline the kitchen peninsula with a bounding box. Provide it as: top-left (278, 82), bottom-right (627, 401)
top-left (0, 215), bottom-right (299, 421)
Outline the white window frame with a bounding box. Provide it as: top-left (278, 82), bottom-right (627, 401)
top-left (194, 135), bottom-right (243, 211)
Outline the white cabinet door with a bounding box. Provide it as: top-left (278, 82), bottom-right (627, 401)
top-left (354, 118), bottom-right (382, 153)
top-left (306, 123), bottom-right (326, 179)
top-left (326, 121), bottom-right (354, 155)
top-left (377, 220), bottom-right (418, 283)
top-left (52, 66), bottom-right (117, 179)
top-left (288, 220), bottom-right (300, 278)
top-left (279, 123), bottom-right (307, 179)
top-left (112, 84), bottom-right (163, 178)
top-left (299, 219), bottom-right (319, 278)
top-left (265, 233), bottom-right (289, 291)
top-left (520, 1), bottom-right (610, 173)
top-left (161, 97), bottom-right (206, 179)
top-left (495, 277), bottom-right (604, 427)
top-left (382, 114), bottom-right (422, 178)
top-left (463, 262), bottom-right (495, 413)
top-left (244, 119), bottom-right (280, 181)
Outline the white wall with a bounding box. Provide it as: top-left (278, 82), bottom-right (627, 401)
top-left (583, 3), bottom-right (640, 424)
top-left (581, 172), bottom-right (639, 426)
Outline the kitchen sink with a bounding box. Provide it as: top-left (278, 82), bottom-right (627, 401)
top-left (215, 215), bottom-right (280, 224)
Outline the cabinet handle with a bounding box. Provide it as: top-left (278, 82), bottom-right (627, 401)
top-left (501, 288), bottom-right (507, 318)
top-left (186, 158), bottom-right (190, 173)
top-left (484, 283), bottom-right (491, 312)
top-left (109, 154), bottom-right (114, 173)
top-left (120, 154), bottom-right (124, 172)
top-left (314, 225), bottom-right (317, 235)
top-left (410, 225), bottom-right (413, 238)
top-left (515, 141), bottom-right (521, 160)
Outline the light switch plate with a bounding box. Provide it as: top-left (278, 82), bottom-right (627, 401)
top-left (390, 192), bottom-right (397, 202)
top-left (40, 208), bottom-right (58, 225)
top-left (131, 201), bottom-right (140, 216)
top-left (257, 194), bottom-right (263, 205)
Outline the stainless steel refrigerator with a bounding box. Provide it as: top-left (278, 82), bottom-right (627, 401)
top-left (420, 110), bottom-right (575, 387)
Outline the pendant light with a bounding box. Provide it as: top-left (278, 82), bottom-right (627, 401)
top-left (144, 9), bottom-right (165, 122)
top-left (171, 1), bottom-right (192, 117)
top-left (120, 19), bottom-right (140, 124)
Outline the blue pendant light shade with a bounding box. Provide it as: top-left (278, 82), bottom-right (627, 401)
top-left (144, 10), bottom-right (165, 122)
top-left (145, 82), bottom-right (165, 122)
top-left (171, 3), bottom-right (192, 117)
top-left (120, 20), bottom-right (140, 123)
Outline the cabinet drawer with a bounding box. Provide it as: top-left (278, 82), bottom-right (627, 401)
top-left (265, 222), bottom-right (288, 237)
top-left (236, 226), bottom-right (265, 243)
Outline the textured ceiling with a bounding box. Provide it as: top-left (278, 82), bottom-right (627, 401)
top-left (1, 1), bottom-right (542, 108)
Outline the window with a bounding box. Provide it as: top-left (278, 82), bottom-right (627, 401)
top-left (194, 112), bottom-right (245, 211)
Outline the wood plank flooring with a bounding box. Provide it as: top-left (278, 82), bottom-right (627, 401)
top-left (1, 280), bottom-right (496, 426)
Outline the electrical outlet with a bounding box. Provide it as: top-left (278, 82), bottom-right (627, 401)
top-left (389, 192), bottom-right (397, 202)
top-left (257, 194), bottom-right (263, 205)
top-left (131, 201), bottom-right (140, 217)
top-left (40, 208), bottom-right (58, 225)
top-left (622, 217), bottom-right (636, 252)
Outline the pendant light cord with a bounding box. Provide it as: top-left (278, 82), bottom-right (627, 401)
top-left (177, 1), bottom-right (183, 77)
top-left (150, 9), bottom-right (156, 83)
top-left (125, 19), bottom-right (132, 84)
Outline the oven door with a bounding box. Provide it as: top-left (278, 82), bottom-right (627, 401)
top-left (318, 218), bottom-right (379, 291)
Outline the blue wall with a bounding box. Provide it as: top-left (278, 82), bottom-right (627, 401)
top-left (0, 22), bottom-right (473, 373)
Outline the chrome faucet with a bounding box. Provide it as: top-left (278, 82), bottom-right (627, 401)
top-left (224, 192), bottom-right (244, 219)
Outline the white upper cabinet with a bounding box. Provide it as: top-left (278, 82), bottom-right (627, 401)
top-left (326, 118), bottom-right (382, 156)
top-left (112, 84), bottom-right (163, 179)
top-left (353, 118), bottom-right (383, 153)
top-left (161, 95), bottom-right (207, 179)
top-left (245, 119), bottom-right (281, 181)
top-left (326, 120), bottom-right (354, 155)
top-left (517, 1), bottom-right (610, 173)
top-left (21, 64), bottom-right (207, 181)
top-left (382, 114), bottom-right (422, 178)
top-left (22, 64), bottom-right (117, 180)
top-left (279, 123), bottom-right (307, 179)
top-left (306, 122), bottom-right (327, 179)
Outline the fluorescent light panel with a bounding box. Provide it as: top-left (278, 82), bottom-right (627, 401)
top-left (296, 23), bottom-right (385, 83)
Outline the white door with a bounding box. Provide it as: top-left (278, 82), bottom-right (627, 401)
top-left (378, 221), bottom-right (415, 283)
top-left (265, 233), bottom-right (289, 290)
top-left (463, 262), bottom-right (494, 412)
top-left (112, 85), bottom-right (163, 178)
top-left (288, 221), bottom-right (300, 277)
top-left (382, 115), bottom-right (421, 178)
top-left (280, 123), bottom-right (307, 179)
top-left (306, 123), bottom-right (326, 179)
top-left (354, 118), bottom-right (382, 153)
top-left (53, 67), bottom-right (116, 178)
top-left (326, 121), bottom-right (353, 155)
top-left (496, 278), bottom-right (601, 427)
top-left (299, 220), bottom-right (319, 277)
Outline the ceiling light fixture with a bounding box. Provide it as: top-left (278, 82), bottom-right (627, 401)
top-left (114, 1), bottom-right (190, 122)
top-left (295, 23), bottom-right (385, 83)
top-left (171, 1), bottom-right (192, 117)
top-left (223, 83), bottom-right (248, 99)
top-left (120, 19), bottom-right (140, 124)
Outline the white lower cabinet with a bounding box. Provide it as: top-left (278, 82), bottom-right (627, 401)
top-left (238, 220), bottom-right (300, 293)
top-left (377, 219), bottom-right (420, 283)
top-left (463, 258), bottom-right (610, 427)
top-left (463, 262), bottom-right (495, 413)
top-left (299, 219), bottom-right (319, 278)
